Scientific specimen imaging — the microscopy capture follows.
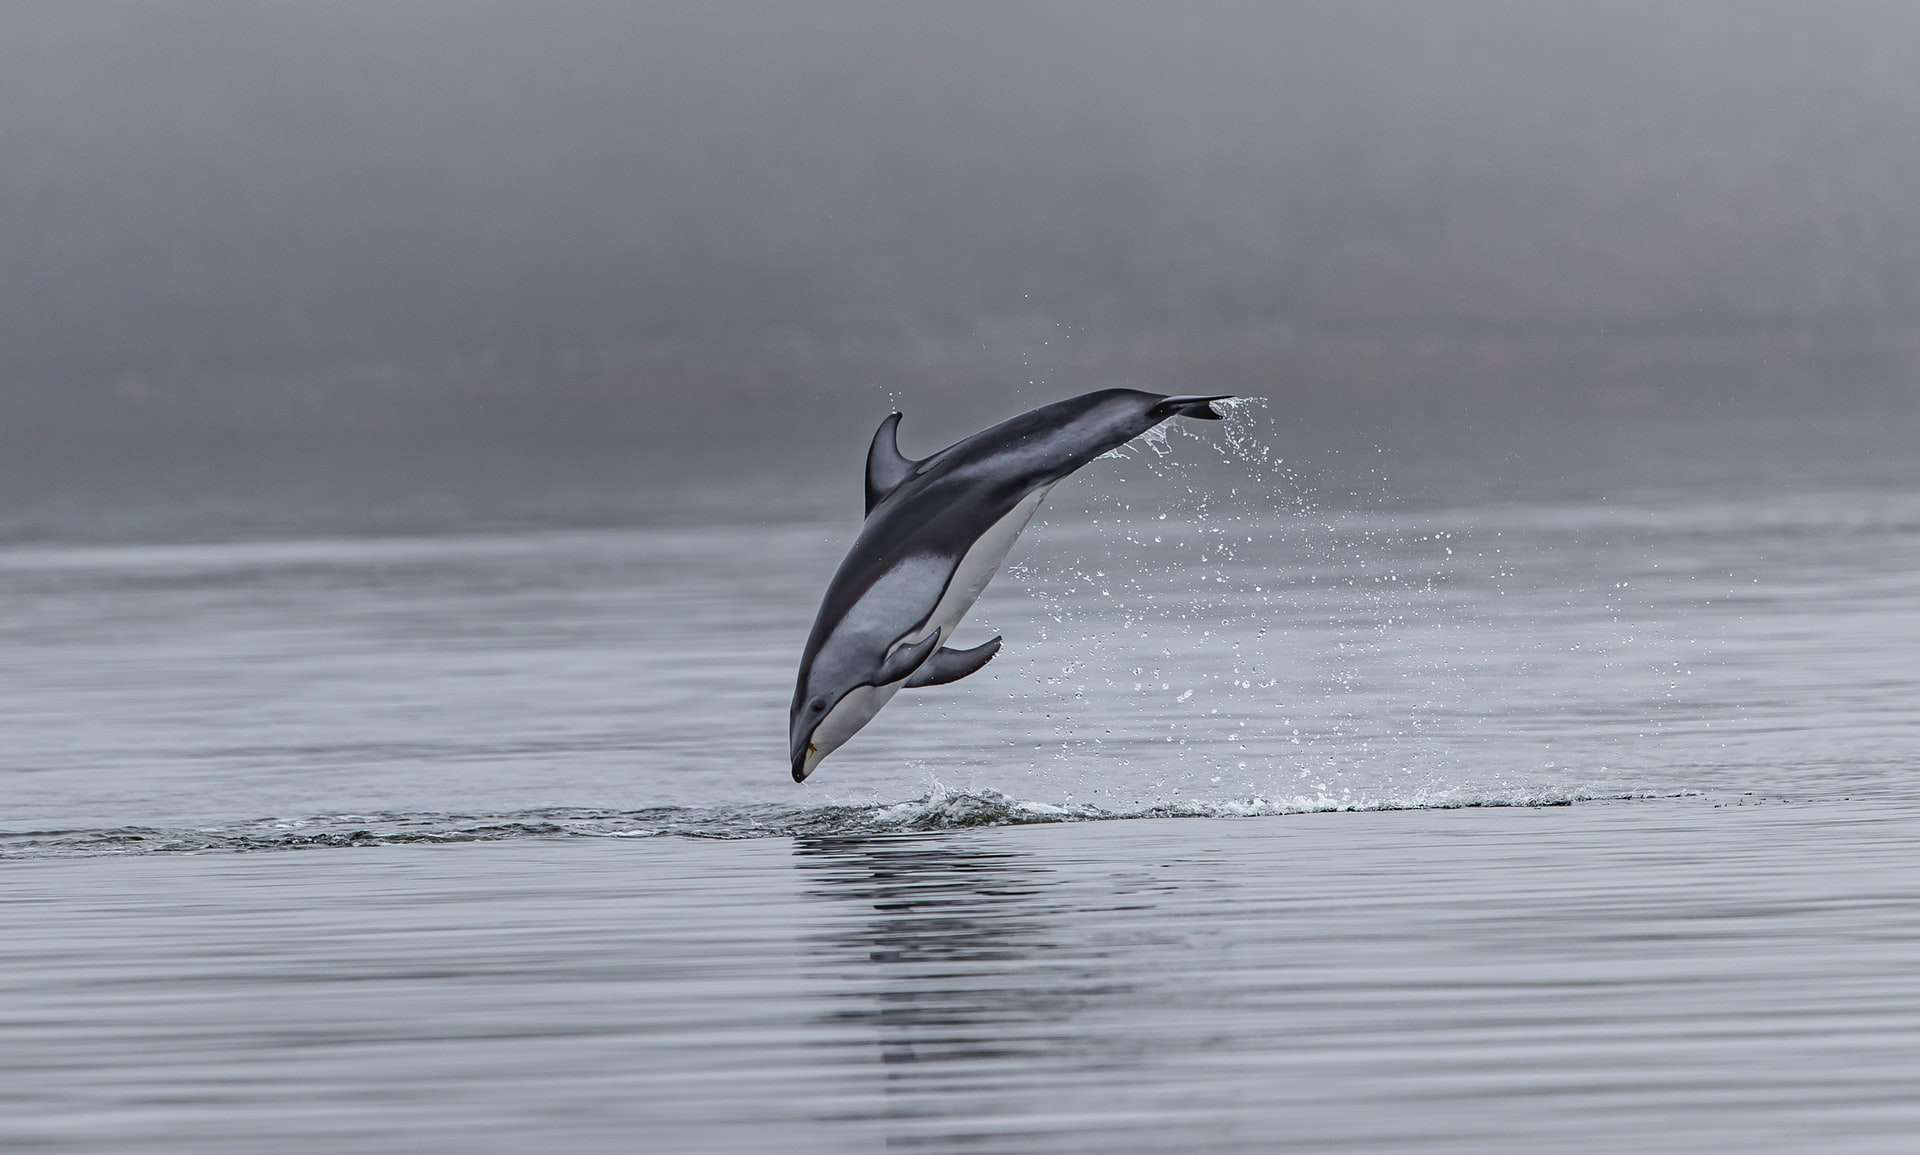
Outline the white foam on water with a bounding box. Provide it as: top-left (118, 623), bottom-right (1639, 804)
top-left (0, 786), bottom-right (1674, 857)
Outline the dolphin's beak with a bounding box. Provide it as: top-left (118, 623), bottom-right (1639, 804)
top-left (792, 742), bottom-right (818, 783)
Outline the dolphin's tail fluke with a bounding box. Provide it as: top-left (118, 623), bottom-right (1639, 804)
top-left (1151, 394), bottom-right (1233, 421)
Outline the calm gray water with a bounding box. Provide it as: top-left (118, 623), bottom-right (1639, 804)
top-left (3, 406), bottom-right (1919, 1151)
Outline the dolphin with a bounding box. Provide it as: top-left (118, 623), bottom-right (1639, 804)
top-left (789, 388), bottom-right (1232, 782)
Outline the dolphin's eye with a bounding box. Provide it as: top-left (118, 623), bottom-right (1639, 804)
top-left (808, 697), bottom-right (826, 714)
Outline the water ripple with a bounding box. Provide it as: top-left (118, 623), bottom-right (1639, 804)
top-left (0, 786), bottom-right (1667, 859)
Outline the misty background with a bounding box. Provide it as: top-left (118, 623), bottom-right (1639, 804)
top-left (4, 1), bottom-right (1919, 443)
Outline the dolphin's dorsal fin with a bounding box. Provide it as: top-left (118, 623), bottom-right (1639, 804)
top-left (904, 636), bottom-right (1002, 688)
top-left (865, 412), bottom-right (920, 514)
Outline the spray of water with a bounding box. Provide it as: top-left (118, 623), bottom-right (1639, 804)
top-left (1003, 396), bottom-right (1490, 811)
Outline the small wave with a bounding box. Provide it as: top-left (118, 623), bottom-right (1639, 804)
top-left (0, 786), bottom-right (1664, 859)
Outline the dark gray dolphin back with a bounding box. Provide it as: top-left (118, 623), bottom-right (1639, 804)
top-left (863, 390), bottom-right (1225, 516)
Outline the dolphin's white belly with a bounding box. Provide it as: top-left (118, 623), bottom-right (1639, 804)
top-left (806, 483), bottom-right (1052, 772)
top-left (909, 481), bottom-right (1052, 650)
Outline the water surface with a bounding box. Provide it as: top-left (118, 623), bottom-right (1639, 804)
top-left (2, 407), bottom-right (1918, 1150)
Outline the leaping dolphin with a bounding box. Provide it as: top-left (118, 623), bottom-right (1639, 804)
top-left (789, 388), bottom-right (1232, 782)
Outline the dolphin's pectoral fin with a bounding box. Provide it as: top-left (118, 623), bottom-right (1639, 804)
top-left (904, 636), bottom-right (1002, 688)
top-left (865, 411), bottom-right (922, 514)
top-left (875, 631), bottom-right (943, 686)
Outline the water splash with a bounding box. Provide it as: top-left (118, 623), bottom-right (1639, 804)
top-left (1014, 395), bottom-right (1488, 808)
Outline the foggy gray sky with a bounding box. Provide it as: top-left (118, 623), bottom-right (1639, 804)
top-left (4, 1), bottom-right (1918, 434)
